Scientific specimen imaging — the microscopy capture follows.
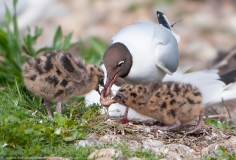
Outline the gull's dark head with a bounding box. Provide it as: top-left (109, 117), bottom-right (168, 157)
top-left (103, 42), bottom-right (132, 97)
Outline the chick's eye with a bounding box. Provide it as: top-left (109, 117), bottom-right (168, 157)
top-left (99, 77), bottom-right (104, 83)
top-left (117, 61), bottom-right (124, 67)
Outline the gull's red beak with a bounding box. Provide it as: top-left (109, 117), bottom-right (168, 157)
top-left (100, 72), bottom-right (119, 107)
top-left (103, 72), bottom-right (119, 98)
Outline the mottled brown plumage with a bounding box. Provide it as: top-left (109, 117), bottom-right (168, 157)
top-left (23, 51), bottom-right (104, 118)
top-left (101, 82), bottom-right (204, 134)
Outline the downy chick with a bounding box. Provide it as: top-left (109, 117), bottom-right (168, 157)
top-left (23, 51), bottom-right (104, 118)
top-left (101, 82), bottom-right (204, 134)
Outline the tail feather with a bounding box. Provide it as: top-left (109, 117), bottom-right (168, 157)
top-left (219, 70), bottom-right (236, 85)
top-left (209, 83), bottom-right (236, 104)
top-left (199, 82), bottom-right (226, 104)
top-left (156, 11), bottom-right (181, 43)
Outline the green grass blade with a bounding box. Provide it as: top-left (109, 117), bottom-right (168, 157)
top-left (4, 5), bottom-right (11, 29)
top-left (61, 32), bottom-right (73, 50)
top-left (53, 26), bottom-right (63, 48)
top-left (0, 29), bottom-right (8, 52)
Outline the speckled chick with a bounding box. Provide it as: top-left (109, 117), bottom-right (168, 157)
top-left (23, 51), bottom-right (104, 118)
top-left (102, 82), bottom-right (204, 134)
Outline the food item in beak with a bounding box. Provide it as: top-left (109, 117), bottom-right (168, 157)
top-left (100, 90), bottom-right (115, 107)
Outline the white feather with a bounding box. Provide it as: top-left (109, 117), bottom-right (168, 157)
top-left (171, 31), bottom-right (181, 43)
top-left (163, 68), bottom-right (231, 104)
top-left (209, 83), bottom-right (236, 104)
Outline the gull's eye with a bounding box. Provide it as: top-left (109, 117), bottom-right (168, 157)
top-left (117, 61), bottom-right (124, 67)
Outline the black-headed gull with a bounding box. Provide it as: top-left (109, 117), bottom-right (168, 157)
top-left (102, 11), bottom-right (180, 123)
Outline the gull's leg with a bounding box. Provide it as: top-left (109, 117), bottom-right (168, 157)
top-left (120, 107), bottom-right (129, 124)
top-left (44, 99), bottom-right (53, 118)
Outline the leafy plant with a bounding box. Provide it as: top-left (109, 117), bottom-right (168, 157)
top-left (0, 0), bottom-right (77, 88)
top-left (0, 85), bottom-right (161, 159)
top-left (201, 146), bottom-right (236, 160)
top-left (53, 113), bottom-right (90, 142)
top-left (80, 36), bottom-right (107, 66)
top-left (22, 26), bottom-right (43, 57)
top-left (0, 0), bottom-right (23, 86)
top-left (0, 86), bottom-right (93, 157)
top-left (205, 116), bottom-right (235, 130)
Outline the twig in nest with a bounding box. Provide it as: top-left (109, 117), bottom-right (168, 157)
top-left (221, 98), bottom-right (231, 119)
top-left (204, 114), bottom-right (228, 118)
top-left (211, 47), bottom-right (236, 69)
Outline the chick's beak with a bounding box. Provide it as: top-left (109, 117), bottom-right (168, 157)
top-left (95, 86), bottom-right (101, 95)
top-left (96, 77), bottom-right (105, 95)
top-left (99, 79), bottom-right (105, 87)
